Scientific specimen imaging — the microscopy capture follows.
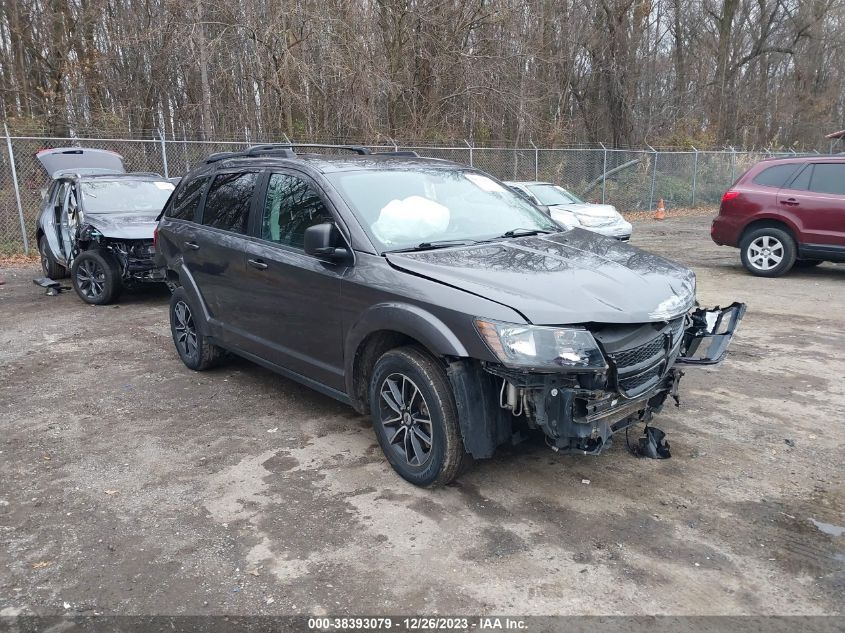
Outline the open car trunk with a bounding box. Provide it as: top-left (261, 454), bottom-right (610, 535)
top-left (36, 148), bottom-right (125, 178)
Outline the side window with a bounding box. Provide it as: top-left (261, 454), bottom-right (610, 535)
top-left (786, 165), bottom-right (812, 191)
top-left (167, 175), bottom-right (209, 221)
top-left (752, 164), bottom-right (800, 188)
top-left (261, 173), bottom-right (332, 249)
top-left (201, 172), bottom-right (258, 234)
top-left (808, 164), bottom-right (845, 196)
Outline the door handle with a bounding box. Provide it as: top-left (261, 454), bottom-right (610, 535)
top-left (779, 199), bottom-right (799, 206)
top-left (247, 258), bottom-right (269, 270)
top-left (184, 241), bottom-right (200, 250)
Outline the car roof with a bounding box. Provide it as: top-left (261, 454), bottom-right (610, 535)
top-left (208, 153), bottom-right (460, 174)
top-left (57, 172), bottom-right (167, 183)
top-left (756, 154), bottom-right (845, 164)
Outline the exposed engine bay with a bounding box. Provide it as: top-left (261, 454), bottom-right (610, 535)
top-left (449, 303), bottom-right (746, 459)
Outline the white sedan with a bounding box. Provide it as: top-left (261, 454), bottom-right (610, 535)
top-left (506, 181), bottom-right (632, 240)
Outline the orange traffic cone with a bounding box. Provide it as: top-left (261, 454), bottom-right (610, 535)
top-left (654, 198), bottom-right (666, 220)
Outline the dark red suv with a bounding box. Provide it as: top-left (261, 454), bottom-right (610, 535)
top-left (711, 155), bottom-right (845, 276)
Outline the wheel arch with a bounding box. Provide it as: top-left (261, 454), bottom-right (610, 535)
top-left (345, 304), bottom-right (469, 414)
top-left (739, 217), bottom-right (799, 247)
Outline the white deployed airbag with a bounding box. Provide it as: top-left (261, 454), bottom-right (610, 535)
top-left (371, 196), bottom-right (450, 245)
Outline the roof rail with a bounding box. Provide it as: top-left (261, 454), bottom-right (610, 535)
top-left (204, 151), bottom-right (244, 164)
top-left (201, 144), bottom-right (419, 165)
top-left (373, 150), bottom-right (419, 157)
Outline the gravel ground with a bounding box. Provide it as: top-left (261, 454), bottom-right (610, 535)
top-left (0, 213), bottom-right (843, 616)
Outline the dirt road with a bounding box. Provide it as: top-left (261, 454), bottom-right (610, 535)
top-left (1, 214), bottom-right (843, 616)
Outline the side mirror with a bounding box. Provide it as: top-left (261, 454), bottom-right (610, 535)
top-left (537, 204), bottom-right (551, 216)
top-left (304, 222), bottom-right (351, 262)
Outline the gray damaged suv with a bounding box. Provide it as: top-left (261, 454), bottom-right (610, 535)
top-left (155, 145), bottom-right (745, 486)
top-left (35, 147), bottom-right (175, 304)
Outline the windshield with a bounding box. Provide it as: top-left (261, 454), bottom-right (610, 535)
top-left (80, 180), bottom-right (175, 214)
top-left (328, 169), bottom-right (559, 251)
top-left (527, 184), bottom-right (584, 206)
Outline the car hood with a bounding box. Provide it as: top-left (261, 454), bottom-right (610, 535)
top-left (82, 212), bottom-right (157, 240)
top-left (36, 148), bottom-right (125, 178)
top-left (550, 203), bottom-right (619, 217)
top-left (385, 229), bottom-right (696, 325)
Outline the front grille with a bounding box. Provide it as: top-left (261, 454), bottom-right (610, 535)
top-left (618, 364), bottom-right (664, 394)
top-left (593, 317), bottom-right (685, 398)
top-left (609, 335), bottom-right (665, 368)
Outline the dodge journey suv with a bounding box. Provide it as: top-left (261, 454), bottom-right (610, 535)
top-left (156, 145), bottom-right (744, 486)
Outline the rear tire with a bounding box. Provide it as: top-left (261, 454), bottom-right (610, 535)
top-left (740, 227), bottom-right (796, 277)
top-left (169, 287), bottom-right (224, 371)
top-left (71, 250), bottom-right (122, 304)
top-left (39, 236), bottom-right (67, 279)
top-left (369, 346), bottom-right (467, 487)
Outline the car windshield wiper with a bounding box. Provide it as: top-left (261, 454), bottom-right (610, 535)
top-left (386, 239), bottom-right (480, 253)
top-left (495, 228), bottom-right (553, 239)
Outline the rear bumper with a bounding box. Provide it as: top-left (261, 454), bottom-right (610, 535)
top-left (710, 214), bottom-right (743, 247)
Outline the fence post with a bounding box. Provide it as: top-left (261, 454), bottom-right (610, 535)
top-left (729, 146), bottom-right (737, 184)
top-left (4, 123), bottom-right (29, 255)
top-left (599, 142), bottom-right (608, 204)
top-left (158, 129), bottom-right (169, 178)
top-left (182, 124), bottom-right (190, 173)
top-left (530, 140), bottom-right (539, 181)
top-left (647, 144), bottom-right (657, 211)
top-left (463, 139), bottom-right (473, 167)
top-left (691, 146), bottom-right (698, 207)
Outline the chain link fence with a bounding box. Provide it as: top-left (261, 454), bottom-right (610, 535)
top-left (0, 131), bottom-right (816, 255)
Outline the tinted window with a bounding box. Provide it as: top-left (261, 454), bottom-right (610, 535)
top-left (809, 164), bottom-right (845, 195)
top-left (786, 165), bottom-right (812, 191)
top-left (752, 164), bottom-right (800, 188)
top-left (167, 175), bottom-right (209, 220)
top-left (262, 173), bottom-right (331, 249)
top-left (201, 172), bottom-right (258, 233)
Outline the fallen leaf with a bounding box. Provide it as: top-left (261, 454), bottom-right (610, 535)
top-left (32, 561), bottom-right (53, 569)
top-left (247, 569), bottom-right (260, 577)
top-left (104, 490), bottom-right (119, 496)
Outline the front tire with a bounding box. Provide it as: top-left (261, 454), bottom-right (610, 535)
top-left (169, 288), bottom-right (223, 371)
top-left (39, 236), bottom-right (67, 279)
top-left (740, 227), bottom-right (796, 277)
top-left (71, 250), bottom-right (122, 304)
top-left (369, 347), bottom-right (467, 487)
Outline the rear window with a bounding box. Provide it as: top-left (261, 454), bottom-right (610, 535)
top-left (201, 172), bottom-right (258, 234)
top-left (166, 175), bottom-right (209, 221)
top-left (752, 164), bottom-right (801, 188)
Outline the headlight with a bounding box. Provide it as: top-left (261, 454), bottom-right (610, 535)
top-left (475, 319), bottom-right (607, 371)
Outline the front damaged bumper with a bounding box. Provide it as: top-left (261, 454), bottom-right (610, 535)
top-left (677, 302), bottom-right (746, 365)
top-left (481, 303), bottom-right (746, 456)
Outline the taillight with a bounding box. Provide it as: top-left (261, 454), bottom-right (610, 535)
top-left (153, 225), bottom-right (158, 248)
top-left (722, 190), bottom-right (740, 202)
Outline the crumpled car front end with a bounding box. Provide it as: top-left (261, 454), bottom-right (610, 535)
top-left (473, 302), bottom-right (745, 456)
